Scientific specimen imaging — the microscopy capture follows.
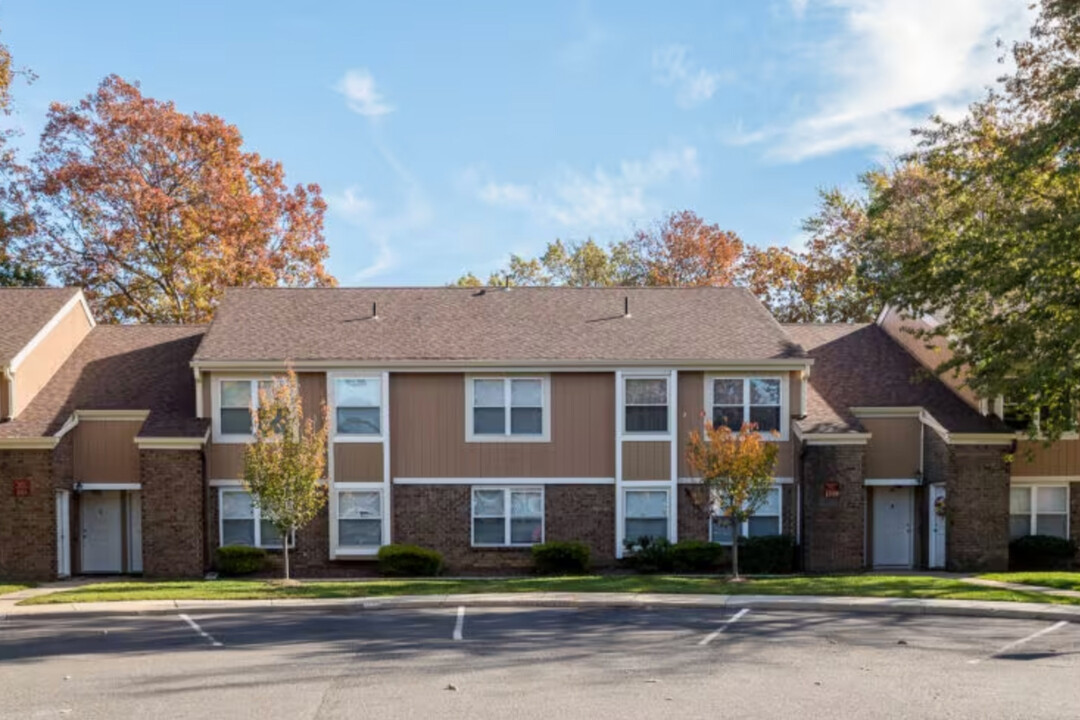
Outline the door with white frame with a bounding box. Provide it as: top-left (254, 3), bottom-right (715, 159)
top-left (928, 484), bottom-right (946, 569)
top-left (80, 490), bottom-right (123, 573)
top-left (872, 486), bottom-right (914, 568)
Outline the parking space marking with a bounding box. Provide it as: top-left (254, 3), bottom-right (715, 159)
top-left (698, 608), bottom-right (750, 646)
top-left (453, 606), bottom-right (465, 641)
top-left (179, 614), bottom-right (223, 648)
top-left (968, 620), bottom-right (1069, 664)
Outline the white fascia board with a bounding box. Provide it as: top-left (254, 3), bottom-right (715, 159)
top-left (191, 358), bottom-right (815, 373)
top-left (393, 477), bottom-right (615, 485)
top-left (850, 407), bottom-right (924, 418)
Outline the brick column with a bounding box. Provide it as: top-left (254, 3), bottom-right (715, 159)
top-left (801, 444), bottom-right (866, 572)
top-left (0, 450), bottom-right (57, 580)
top-left (946, 445), bottom-right (1010, 571)
top-left (140, 449), bottom-right (205, 577)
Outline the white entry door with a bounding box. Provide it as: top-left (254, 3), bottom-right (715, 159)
top-left (873, 486), bottom-right (914, 568)
top-left (80, 491), bottom-right (123, 573)
top-left (929, 484), bottom-right (946, 569)
top-left (55, 491), bottom-right (71, 578)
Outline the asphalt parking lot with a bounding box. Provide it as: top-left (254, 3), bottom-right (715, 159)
top-left (1, 606), bottom-right (1078, 719)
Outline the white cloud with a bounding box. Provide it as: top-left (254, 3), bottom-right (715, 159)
top-left (474, 146), bottom-right (699, 229)
top-left (652, 45), bottom-right (731, 109)
top-left (738, 0), bottom-right (1034, 162)
top-left (336, 68), bottom-right (394, 117)
top-left (789, 0), bottom-right (809, 18)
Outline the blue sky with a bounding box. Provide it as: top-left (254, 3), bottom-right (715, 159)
top-left (3, 1), bottom-right (1032, 285)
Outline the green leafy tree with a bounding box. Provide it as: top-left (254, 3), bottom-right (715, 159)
top-left (685, 421), bottom-right (779, 579)
top-left (243, 371), bottom-right (329, 580)
top-left (863, 0), bottom-right (1080, 439)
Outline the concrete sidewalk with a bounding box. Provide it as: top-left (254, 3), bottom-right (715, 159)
top-left (3, 591), bottom-right (1080, 623)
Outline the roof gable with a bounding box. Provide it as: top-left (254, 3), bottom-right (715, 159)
top-left (0, 288), bottom-right (82, 367)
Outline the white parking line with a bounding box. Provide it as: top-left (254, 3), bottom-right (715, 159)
top-left (452, 606), bottom-right (465, 641)
top-left (968, 621), bottom-right (1069, 664)
top-left (179, 614), bottom-right (223, 648)
top-left (699, 608), bottom-right (750, 646)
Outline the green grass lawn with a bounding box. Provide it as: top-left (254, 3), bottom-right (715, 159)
top-left (0, 584), bottom-right (32, 597)
top-left (19, 574), bottom-right (1080, 606)
top-left (979, 572), bottom-right (1080, 592)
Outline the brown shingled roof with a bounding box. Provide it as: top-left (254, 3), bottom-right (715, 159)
top-left (194, 287), bottom-right (807, 363)
top-left (0, 325), bottom-right (207, 439)
top-left (0, 288), bottom-right (81, 366)
top-left (785, 323), bottom-right (1005, 434)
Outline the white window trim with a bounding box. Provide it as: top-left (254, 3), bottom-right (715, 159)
top-left (622, 486), bottom-right (673, 543)
top-left (704, 373), bottom-right (789, 442)
top-left (708, 484), bottom-right (783, 545)
top-left (334, 487), bottom-right (385, 554)
top-left (470, 486), bottom-right (545, 547)
top-left (621, 373), bottom-right (674, 441)
top-left (211, 375), bottom-right (276, 444)
top-left (329, 371), bottom-right (387, 443)
top-left (1009, 482), bottom-right (1071, 539)
top-left (465, 375), bottom-right (551, 443)
top-left (218, 488), bottom-right (295, 549)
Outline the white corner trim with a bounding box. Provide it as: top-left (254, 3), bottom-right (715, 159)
top-left (194, 367), bottom-right (204, 419)
top-left (76, 409), bottom-right (151, 422)
top-left (864, 477), bottom-right (921, 487)
top-left (9, 291), bottom-right (95, 373)
top-left (1009, 476), bottom-right (1080, 485)
top-left (53, 413), bottom-right (79, 440)
top-left (850, 406), bottom-right (924, 418)
top-left (2, 365), bottom-right (14, 421)
top-left (393, 476), bottom-right (615, 486)
top-left (0, 437), bottom-right (59, 449)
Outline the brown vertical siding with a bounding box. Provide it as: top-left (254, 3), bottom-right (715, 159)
top-left (73, 420), bottom-right (143, 483)
top-left (622, 441), bottom-right (671, 480)
top-left (390, 372), bottom-right (615, 478)
top-left (298, 372), bottom-right (327, 431)
top-left (201, 372), bottom-right (212, 420)
top-left (208, 443), bottom-right (245, 479)
top-left (334, 443), bottom-right (383, 481)
top-left (1012, 440), bottom-right (1080, 477)
top-left (861, 417), bottom-right (923, 479)
top-left (878, 308), bottom-right (979, 408)
top-left (677, 370), bottom-right (795, 479)
top-left (12, 301), bottom-right (92, 416)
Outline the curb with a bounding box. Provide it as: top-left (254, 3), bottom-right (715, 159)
top-left (5, 593), bottom-right (1080, 623)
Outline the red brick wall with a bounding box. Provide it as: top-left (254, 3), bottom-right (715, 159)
top-left (392, 484), bottom-right (616, 572)
top-left (0, 450), bottom-right (56, 580)
top-left (800, 444), bottom-right (866, 572)
top-left (140, 449), bottom-right (205, 578)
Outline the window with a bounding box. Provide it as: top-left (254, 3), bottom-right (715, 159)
top-left (709, 376), bottom-right (784, 436)
top-left (218, 379), bottom-right (275, 437)
top-left (337, 490), bottom-right (383, 548)
top-left (334, 376), bottom-right (382, 437)
top-left (625, 377), bottom-right (669, 434)
top-left (710, 486), bottom-right (782, 544)
top-left (1010, 485), bottom-right (1069, 539)
top-left (471, 487), bottom-right (544, 546)
top-left (219, 489), bottom-right (292, 549)
top-left (624, 489), bottom-right (669, 541)
top-left (467, 377), bottom-right (547, 440)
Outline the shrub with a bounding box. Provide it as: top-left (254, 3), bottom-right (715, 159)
top-left (532, 541), bottom-right (591, 574)
top-left (377, 544), bottom-right (444, 577)
top-left (671, 540), bottom-right (726, 573)
top-left (622, 536), bottom-right (674, 573)
top-left (739, 535), bottom-right (796, 575)
top-left (1009, 535), bottom-right (1078, 571)
top-left (214, 545), bottom-right (267, 576)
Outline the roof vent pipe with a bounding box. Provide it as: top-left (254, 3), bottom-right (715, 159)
top-left (624, 296), bottom-right (631, 318)
top-left (372, 301), bottom-right (379, 320)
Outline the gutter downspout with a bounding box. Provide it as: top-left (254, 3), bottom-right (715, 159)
top-left (2, 366), bottom-right (14, 421)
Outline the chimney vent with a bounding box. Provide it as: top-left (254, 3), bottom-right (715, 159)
top-left (624, 295), bottom-right (631, 318)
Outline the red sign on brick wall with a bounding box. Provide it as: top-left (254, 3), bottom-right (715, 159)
top-left (823, 481), bottom-right (840, 498)
top-left (12, 478), bottom-right (30, 497)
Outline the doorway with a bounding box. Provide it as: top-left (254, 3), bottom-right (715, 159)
top-left (78, 488), bottom-right (143, 574)
top-left (928, 483), bottom-right (946, 569)
top-left (872, 486), bottom-right (914, 568)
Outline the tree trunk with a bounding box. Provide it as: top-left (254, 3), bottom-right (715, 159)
top-left (283, 531), bottom-right (291, 580)
top-left (732, 522), bottom-right (741, 580)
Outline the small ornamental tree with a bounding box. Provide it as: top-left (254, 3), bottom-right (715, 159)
top-left (243, 371), bottom-right (328, 580)
top-left (685, 421), bottom-right (779, 579)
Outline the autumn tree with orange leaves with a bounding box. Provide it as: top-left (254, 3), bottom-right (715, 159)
top-left (622, 209), bottom-right (743, 286)
top-left (685, 421), bottom-right (778, 579)
top-left (26, 75), bottom-right (335, 322)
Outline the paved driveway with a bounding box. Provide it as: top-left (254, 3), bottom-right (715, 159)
top-left (1, 606), bottom-right (1078, 719)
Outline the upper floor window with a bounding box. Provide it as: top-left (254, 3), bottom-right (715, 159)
top-left (217, 378), bottom-right (274, 439)
top-left (624, 376), bottom-right (669, 434)
top-left (708, 376), bottom-right (784, 437)
top-left (466, 376), bottom-right (549, 441)
top-left (333, 375), bottom-right (382, 437)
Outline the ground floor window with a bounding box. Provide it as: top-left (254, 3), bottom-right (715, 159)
top-left (624, 489), bottom-right (670, 542)
top-left (337, 489), bottom-right (383, 548)
top-left (219, 489), bottom-right (293, 549)
top-left (472, 487), bottom-right (544, 546)
top-left (710, 485), bottom-right (782, 545)
top-left (1010, 484), bottom-right (1069, 539)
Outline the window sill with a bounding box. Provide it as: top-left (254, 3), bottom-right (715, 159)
top-left (214, 434), bottom-right (256, 445)
top-left (466, 435), bottom-right (551, 444)
top-left (333, 434), bottom-right (386, 443)
top-left (333, 547), bottom-right (380, 558)
top-left (622, 433), bottom-right (673, 442)
top-left (470, 544), bottom-right (538, 550)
